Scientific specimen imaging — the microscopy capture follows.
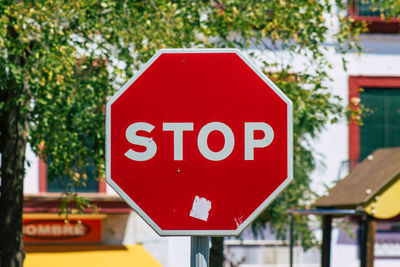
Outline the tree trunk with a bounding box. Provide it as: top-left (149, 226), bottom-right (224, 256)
top-left (0, 105), bottom-right (29, 267)
top-left (210, 237), bottom-right (224, 267)
top-left (0, 21), bottom-right (32, 266)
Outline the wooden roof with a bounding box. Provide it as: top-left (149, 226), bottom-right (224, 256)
top-left (313, 147), bottom-right (400, 209)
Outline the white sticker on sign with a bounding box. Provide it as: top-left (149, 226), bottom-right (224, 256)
top-left (190, 196), bottom-right (212, 221)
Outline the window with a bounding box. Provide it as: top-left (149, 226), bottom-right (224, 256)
top-left (348, 0), bottom-right (400, 33)
top-left (39, 157), bottom-right (106, 193)
top-left (46, 158), bottom-right (99, 193)
top-left (349, 76), bottom-right (400, 165)
top-left (357, 0), bottom-right (389, 17)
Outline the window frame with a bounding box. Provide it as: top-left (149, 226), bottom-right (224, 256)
top-left (349, 76), bottom-right (400, 168)
top-left (348, 1), bottom-right (400, 33)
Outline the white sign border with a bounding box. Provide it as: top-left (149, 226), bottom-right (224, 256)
top-left (106, 48), bottom-right (293, 236)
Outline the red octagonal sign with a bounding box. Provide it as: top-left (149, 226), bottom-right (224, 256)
top-left (106, 49), bottom-right (292, 236)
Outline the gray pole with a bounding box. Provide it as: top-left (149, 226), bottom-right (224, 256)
top-left (289, 214), bottom-right (294, 267)
top-left (191, 236), bottom-right (210, 267)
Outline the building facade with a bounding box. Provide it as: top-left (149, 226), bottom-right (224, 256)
top-left (225, 1), bottom-right (400, 266)
top-left (22, 144), bottom-right (190, 267)
top-left (14, 1), bottom-right (400, 266)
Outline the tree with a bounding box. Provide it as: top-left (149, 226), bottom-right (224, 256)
top-left (0, 0), bottom-right (376, 266)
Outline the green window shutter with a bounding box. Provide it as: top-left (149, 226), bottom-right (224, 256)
top-left (360, 87), bottom-right (400, 161)
top-left (385, 89), bottom-right (400, 148)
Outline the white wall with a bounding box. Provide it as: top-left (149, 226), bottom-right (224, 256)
top-left (123, 212), bottom-right (190, 267)
top-left (23, 144), bottom-right (39, 194)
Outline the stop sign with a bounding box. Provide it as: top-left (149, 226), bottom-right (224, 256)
top-left (106, 49), bottom-right (292, 236)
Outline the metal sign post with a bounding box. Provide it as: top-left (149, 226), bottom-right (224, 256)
top-left (191, 236), bottom-right (209, 267)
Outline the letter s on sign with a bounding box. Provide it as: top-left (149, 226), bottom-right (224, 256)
top-left (124, 122), bottom-right (157, 161)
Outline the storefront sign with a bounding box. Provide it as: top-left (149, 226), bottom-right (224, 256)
top-left (23, 218), bottom-right (102, 243)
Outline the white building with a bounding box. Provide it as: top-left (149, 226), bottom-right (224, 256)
top-left (19, 1), bottom-right (400, 267)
